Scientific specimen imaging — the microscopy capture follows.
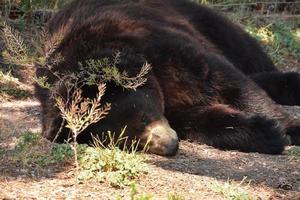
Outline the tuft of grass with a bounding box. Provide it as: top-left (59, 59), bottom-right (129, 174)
top-left (130, 182), bottom-right (152, 200)
top-left (287, 146), bottom-right (300, 160)
top-left (168, 193), bottom-right (185, 200)
top-left (116, 182), bottom-right (152, 200)
top-left (78, 129), bottom-right (147, 187)
top-left (116, 183), bottom-right (185, 200)
top-left (12, 132), bottom-right (74, 166)
top-left (208, 177), bottom-right (256, 200)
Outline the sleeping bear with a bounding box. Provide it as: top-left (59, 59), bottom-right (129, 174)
top-left (35, 0), bottom-right (300, 156)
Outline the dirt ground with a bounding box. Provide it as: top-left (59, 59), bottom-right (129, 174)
top-left (0, 98), bottom-right (300, 200)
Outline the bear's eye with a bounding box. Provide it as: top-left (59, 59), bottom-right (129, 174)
top-left (141, 114), bottom-right (149, 125)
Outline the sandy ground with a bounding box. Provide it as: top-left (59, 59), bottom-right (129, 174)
top-left (0, 100), bottom-right (300, 200)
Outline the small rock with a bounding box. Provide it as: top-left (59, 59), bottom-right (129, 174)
top-left (291, 171), bottom-right (299, 176)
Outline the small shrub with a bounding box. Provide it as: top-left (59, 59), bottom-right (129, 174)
top-left (78, 130), bottom-right (147, 187)
top-left (1, 21), bottom-right (35, 67)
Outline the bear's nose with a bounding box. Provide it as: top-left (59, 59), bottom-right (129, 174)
top-left (141, 117), bottom-right (179, 156)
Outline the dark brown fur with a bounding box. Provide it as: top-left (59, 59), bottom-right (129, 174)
top-left (36, 0), bottom-right (300, 156)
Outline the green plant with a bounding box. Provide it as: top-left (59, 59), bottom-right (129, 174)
top-left (168, 193), bottom-right (185, 200)
top-left (1, 21), bottom-right (35, 67)
top-left (287, 146), bottom-right (300, 160)
top-left (79, 55), bottom-right (151, 90)
top-left (12, 132), bottom-right (74, 166)
top-left (14, 131), bottom-right (40, 151)
top-left (116, 183), bottom-right (185, 200)
top-left (244, 20), bottom-right (300, 67)
top-left (208, 177), bottom-right (256, 200)
top-left (78, 129), bottom-right (147, 187)
top-left (50, 143), bottom-right (74, 162)
top-left (55, 83), bottom-right (111, 170)
top-left (116, 182), bottom-right (152, 200)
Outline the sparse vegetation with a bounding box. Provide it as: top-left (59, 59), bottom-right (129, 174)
top-left (208, 177), bottom-right (256, 200)
top-left (287, 146), bottom-right (300, 160)
top-left (116, 183), bottom-right (185, 200)
top-left (167, 193), bottom-right (185, 200)
top-left (116, 182), bottom-right (152, 200)
top-left (10, 130), bottom-right (148, 187)
top-left (12, 131), bottom-right (73, 166)
top-left (245, 20), bottom-right (300, 66)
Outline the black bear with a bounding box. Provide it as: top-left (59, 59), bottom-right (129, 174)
top-left (35, 0), bottom-right (300, 156)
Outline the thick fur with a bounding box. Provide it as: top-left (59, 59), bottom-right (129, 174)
top-left (251, 72), bottom-right (300, 106)
top-left (36, 0), bottom-right (300, 155)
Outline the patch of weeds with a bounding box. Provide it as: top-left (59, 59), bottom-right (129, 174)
top-left (34, 142), bottom-right (76, 166)
top-left (245, 20), bottom-right (300, 67)
top-left (78, 129), bottom-right (147, 187)
top-left (116, 182), bottom-right (152, 200)
top-left (116, 183), bottom-right (185, 200)
top-left (14, 131), bottom-right (40, 151)
top-left (208, 177), bottom-right (256, 200)
top-left (287, 146), bottom-right (300, 160)
top-left (168, 193), bottom-right (185, 200)
top-left (13, 132), bottom-right (74, 166)
top-left (50, 143), bottom-right (75, 162)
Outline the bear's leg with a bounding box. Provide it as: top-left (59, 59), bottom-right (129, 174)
top-left (170, 54), bottom-right (299, 153)
top-left (251, 72), bottom-right (300, 106)
top-left (169, 104), bottom-right (290, 154)
top-left (286, 126), bottom-right (300, 145)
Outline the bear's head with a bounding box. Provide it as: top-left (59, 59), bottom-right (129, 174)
top-left (76, 77), bottom-right (179, 156)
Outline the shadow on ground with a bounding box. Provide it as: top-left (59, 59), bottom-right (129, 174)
top-left (148, 141), bottom-right (300, 192)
